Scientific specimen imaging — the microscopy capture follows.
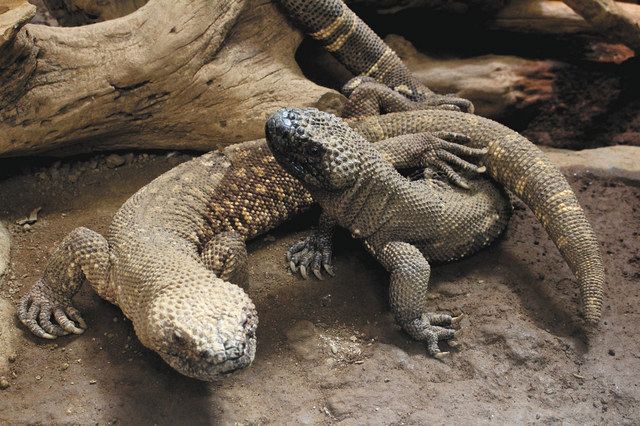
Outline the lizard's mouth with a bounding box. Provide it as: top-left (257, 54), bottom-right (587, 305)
top-left (159, 333), bottom-right (257, 381)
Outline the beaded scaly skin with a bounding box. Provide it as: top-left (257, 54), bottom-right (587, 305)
top-left (266, 108), bottom-right (604, 357)
top-left (17, 115), bottom-right (494, 379)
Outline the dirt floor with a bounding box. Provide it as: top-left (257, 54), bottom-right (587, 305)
top-left (0, 150), bottom-right (639, 424)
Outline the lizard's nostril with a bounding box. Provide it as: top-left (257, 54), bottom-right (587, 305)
top-left (201, 349), bottom-right (214, 360)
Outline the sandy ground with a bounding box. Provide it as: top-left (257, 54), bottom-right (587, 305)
top-left (0, 149), bottom-right (639, 424)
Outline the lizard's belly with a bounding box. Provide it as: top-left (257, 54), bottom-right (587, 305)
top-left (417, 177), bottom-right (512, 264)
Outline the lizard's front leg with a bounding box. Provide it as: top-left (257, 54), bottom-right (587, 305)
top-left (288, 213), bottom-right (336, 280)
top-left (201, 231), bottom-right (248, 288)
top-left (377, 240), bottom-right (462, 358)
top-left (375, 131), bottom-right (487, 189)
top-left (17, 227), bottom-right (110, 339)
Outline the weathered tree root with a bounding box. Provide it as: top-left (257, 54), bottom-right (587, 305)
top-left (0, 0), bottom-right (342, 156)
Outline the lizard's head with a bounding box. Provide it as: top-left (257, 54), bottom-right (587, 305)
top-left (265, 108), bottom-right (362, 191)
top-left (142, 280), bottom-right (258, 381)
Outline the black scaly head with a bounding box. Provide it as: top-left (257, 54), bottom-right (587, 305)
top-left (265, 108), bottom-right (361, 191)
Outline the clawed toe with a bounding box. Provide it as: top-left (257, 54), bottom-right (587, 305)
top-left (287, 235), bottom-right (334, 280)
top-left (451, 313), bottom-right (464, 326)
top-left (17, 287), bottom-right (86, 340)
top-left (404, 312), bottom-right (464, 358)
top-left (421, 133), bottom-right (487, 190)
top-left (434, 351), bottom-right (450, 360)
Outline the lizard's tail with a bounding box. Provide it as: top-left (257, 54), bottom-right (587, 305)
top-left (277, 0), bottom-right (427, 101)
top-left (355, 111), bottom-right (605, 326)
top-left (480, 120), bottom-right (604, 326)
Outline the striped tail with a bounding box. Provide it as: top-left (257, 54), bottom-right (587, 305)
top-left (278, 0), bottom-right (428, 101)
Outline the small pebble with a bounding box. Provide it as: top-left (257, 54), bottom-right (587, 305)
top-left (608, 349), bottom-right (616, 356)
top-left (321, 294), bottom-right (332, 307)
top-left (105, 154), bottom-right (125, 169)
top-left (0, 377), bottom-right (9, 390)
top-left (7, 354), bottom-right (16, 363)
top-left (61, 362), bottom-right (70, 371)
top-left (89, 379), bottom-right (97, 384)
top-left (35, 375), bottom-right (41, 380)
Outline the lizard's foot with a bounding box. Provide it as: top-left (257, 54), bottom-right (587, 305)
top-left (420, 93), bottom-right (475, 114)
top-left (17, 280), bottom-right (86, 339)
top-left (287, 234), bottom-right (334, 280)
top-left (421, 132), bottom-right (487, 190)
top-left (404, 312), bottom-right (464, 359)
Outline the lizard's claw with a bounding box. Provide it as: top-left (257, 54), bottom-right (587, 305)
top-left (404, 312), bottom-right (463, 358)
top-left (17, 280), bottom-right (86, 339)
top-left (421, 132), bottom-right (487, 190)
top-left (287, 233), bottom-right (334, 280)
top-left (420, 93), bottom-right (475, 114)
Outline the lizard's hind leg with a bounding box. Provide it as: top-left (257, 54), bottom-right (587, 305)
top-left (201, 231), bottom-right (248, 287)
top-left (378, 241), bottom-right (462, 358)
top-left (18, 227), bottom-right (110, 339)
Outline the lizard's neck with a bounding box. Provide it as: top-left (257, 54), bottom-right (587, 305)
top-left (315, 150), bottom-right (407, 239)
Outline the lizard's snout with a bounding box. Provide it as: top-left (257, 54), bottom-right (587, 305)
top-left (266, 108), bottom-right (298, 146)
top-left (200, 340), bottom-right (247, 363)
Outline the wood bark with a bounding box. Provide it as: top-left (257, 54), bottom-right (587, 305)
top-left (493, 0), bottom-right (640, 37)
top-left (386, 35), bottom-right (558, 118)
top-left (0, 0), bottom-right (342, 156)
top-left (562, 0), bottom-right (640, 52)
top-left (352, 0), bottom-right (640, 41)
top-left (40, 0), bottom-right (147, 26)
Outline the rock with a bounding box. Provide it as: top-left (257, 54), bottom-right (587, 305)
top-left (326, 395), bottom-right (353, 420)
top-left (285, 320), bottom-right (317, 342)
top-left (0, 222), bottom-right (9, 281)
top-left (286, 320), bottom-right (321, 361)
top-left (479, 321), bottom-right (551, 366)
top-left (105, 154), bottom-right (125, 169)
top-left (544, 146), bottom-right (640, 181)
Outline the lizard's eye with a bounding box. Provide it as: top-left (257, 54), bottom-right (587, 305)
top-left (306, 145), bottom-right (321, 157)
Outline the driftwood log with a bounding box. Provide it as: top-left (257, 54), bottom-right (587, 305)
top-left (0, 0), bottom-right (343, 156)
top-left (2, 0), bottom-right (639, 156)
top-left (353, 0), bottom-right (640, 53)
top-left (377, 35), bottom-right (640, 149)
top-left (385, 35), bottom-right (558, 118)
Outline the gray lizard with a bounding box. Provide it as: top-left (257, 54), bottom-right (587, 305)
top-left (266, 107), bottom-right (604, 357)
top-left (16, 115), bottom-right (486, 379)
